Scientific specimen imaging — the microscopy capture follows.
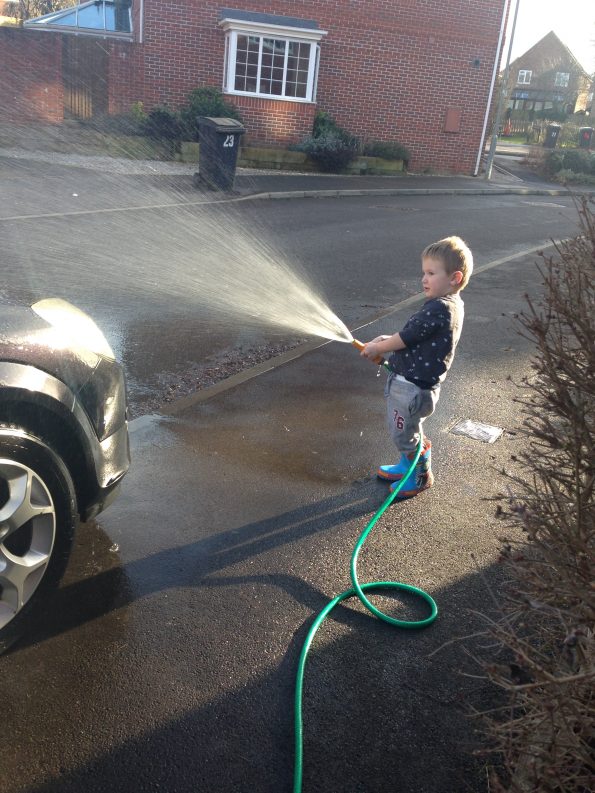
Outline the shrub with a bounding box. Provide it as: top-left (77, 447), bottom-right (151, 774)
top-left (294, 132), bottom-right (359, 172)
top-left (553, 168), bottom-right (595, 185)
top-left (130, 101), bottom-right (147, 125)
top-left (478, 196), bottom-right (595, 793)
top-left (294, 110), bottom-right (359, 171)
top-left (312, 110), bottom-right (340, 138)
top-left (179, 87), bottom-right (241, 141)
top-left (562, 147), bottom-right (592, 173)
top-left (361, 139), bottom-right (410, 163)
top-left (544, 150), bottom-right (564, 174)
top-left (142, 105), bottom-right (183, 143)
top-left (311, 110), bottom-right (356, 143)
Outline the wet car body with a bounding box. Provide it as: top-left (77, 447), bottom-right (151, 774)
top-left (0, 300), bottom-right (130, 651)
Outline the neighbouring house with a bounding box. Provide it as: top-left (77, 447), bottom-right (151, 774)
top-left (0, 0), bottom-right (510, 173)
top-left (505, 31), bottom-right (592, 117)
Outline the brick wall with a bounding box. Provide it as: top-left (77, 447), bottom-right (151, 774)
top-left (1, 0), bottom-right (506, 173)
top-left (107, 40), bottom-right (145, 115)
top-left (231, 96), bottom-right (316, 146)
top-left (0, 28), bottom-right (63, 123)
top-left (127, 0), bottom-right (504, 173)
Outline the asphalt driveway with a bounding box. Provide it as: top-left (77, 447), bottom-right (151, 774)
top-left (1, 244), bottom-right (538, 793)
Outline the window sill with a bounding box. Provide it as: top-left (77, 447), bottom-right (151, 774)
top-left (224, 90), bottom-right (315, 105)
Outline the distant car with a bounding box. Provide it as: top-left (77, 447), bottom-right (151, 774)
top-left (0, 299), bottom-right (130, 652)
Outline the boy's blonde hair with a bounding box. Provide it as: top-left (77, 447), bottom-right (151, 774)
top-left (422, 236), bottom-right (473, 291)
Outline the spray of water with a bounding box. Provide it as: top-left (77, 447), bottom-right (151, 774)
top-left (172, 207), bottom-right (354, 343)
top-left (4, 142), bottom-right (354, 347)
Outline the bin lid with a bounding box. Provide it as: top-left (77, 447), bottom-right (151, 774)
top-left (198, 116), bottom-right (246, 133)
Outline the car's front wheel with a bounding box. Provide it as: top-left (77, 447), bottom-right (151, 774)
top-left (0, 427), bottom-right (77, 653)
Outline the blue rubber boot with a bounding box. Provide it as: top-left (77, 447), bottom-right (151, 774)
top-left (376, 453), bottom-right (410, 482)
top-left (377, 439), bottom-right (431, 482)
top-left (390, 445), bottom-right (434, 498)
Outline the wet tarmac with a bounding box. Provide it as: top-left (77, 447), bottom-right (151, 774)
top-left (1, 141), bottom-right (588, 791)
top-left (2, 245), bottom-right (543, 793)
top-left (1, 151), bottom-right (582, 419)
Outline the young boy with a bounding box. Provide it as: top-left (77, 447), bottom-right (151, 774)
top-left (361, 236), bottom-right (473, 497)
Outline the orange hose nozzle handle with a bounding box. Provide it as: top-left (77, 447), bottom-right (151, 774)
top-left (351, 338), bottom-right (384, 365)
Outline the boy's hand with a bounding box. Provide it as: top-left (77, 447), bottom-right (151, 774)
top-left (361, 341), bottom-right (384, 362)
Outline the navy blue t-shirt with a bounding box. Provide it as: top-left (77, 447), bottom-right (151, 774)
top-left (387, 294), bottom-right (464, 389)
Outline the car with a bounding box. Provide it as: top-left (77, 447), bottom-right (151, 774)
top-left (0, 298), bottom-right (130, 652)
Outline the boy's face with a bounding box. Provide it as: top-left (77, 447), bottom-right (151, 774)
top-left (421, 256), bottom-right (461, 299)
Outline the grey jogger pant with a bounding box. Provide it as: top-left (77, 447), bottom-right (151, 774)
top-left (384, 374), bottom-right (440, 454)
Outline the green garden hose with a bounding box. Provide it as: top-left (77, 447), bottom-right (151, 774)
top-left (292, 440), bottom-right (438, 792)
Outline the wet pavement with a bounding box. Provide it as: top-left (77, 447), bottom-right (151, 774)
top-left (2, 244), bottom-right (539, 793)
top-left (1, 134), bottom-right (589, 791)
top-left (1, 143), bottom-right (584, 418)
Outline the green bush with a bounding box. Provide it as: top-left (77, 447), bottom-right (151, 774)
top-left (545, 150), bottom-right (565, 174)
top-left (142, 105), bottom-right (183, 142)
top-left (562, 148), bottom-right (593, 174)
top-left (179, 87), bottom-right (241, 141)
top-left (554, 168), bottom-right (595, 185)
top-left (312, 110), bottom-right (340, 138)
top-left (361, 139), bottom-right (410, 163)
top-left (130, 100), bottom-right (147, 125)
top-left (311, 110), bottom-right (356, 144)
top-left (295, 132), bottom-right (359, 172)
top-left (294, 110), bottom-right (359, 171)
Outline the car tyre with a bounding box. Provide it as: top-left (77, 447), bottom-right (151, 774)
top-left (0, 426), bottom-right (77, 653)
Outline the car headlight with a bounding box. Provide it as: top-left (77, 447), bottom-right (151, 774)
top-left (31, 298), bottom-right (115, 360)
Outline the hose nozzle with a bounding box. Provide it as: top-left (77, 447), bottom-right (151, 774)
top-left (351, 338), bottom-right (384, 365)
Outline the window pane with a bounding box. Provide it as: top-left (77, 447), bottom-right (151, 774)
top-left (78, 4), bottom-right (108, 29)
top-left (231, 32), bottom-right (313, 99)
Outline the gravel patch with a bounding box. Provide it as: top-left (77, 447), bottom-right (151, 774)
top-left (128, 338), bottom-right (305, 418)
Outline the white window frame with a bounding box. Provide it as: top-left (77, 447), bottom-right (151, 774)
top-left (554, 72), bottom-right (570, 87)
top-left (219, 17), bottom-right (327, 103)
top-left (517, 69), bottom-right (532, 85)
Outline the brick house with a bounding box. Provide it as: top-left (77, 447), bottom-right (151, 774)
top-left (1, 0), bottom-right (509, 173)
top-left (505, 31), bottom-right (592, 116)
